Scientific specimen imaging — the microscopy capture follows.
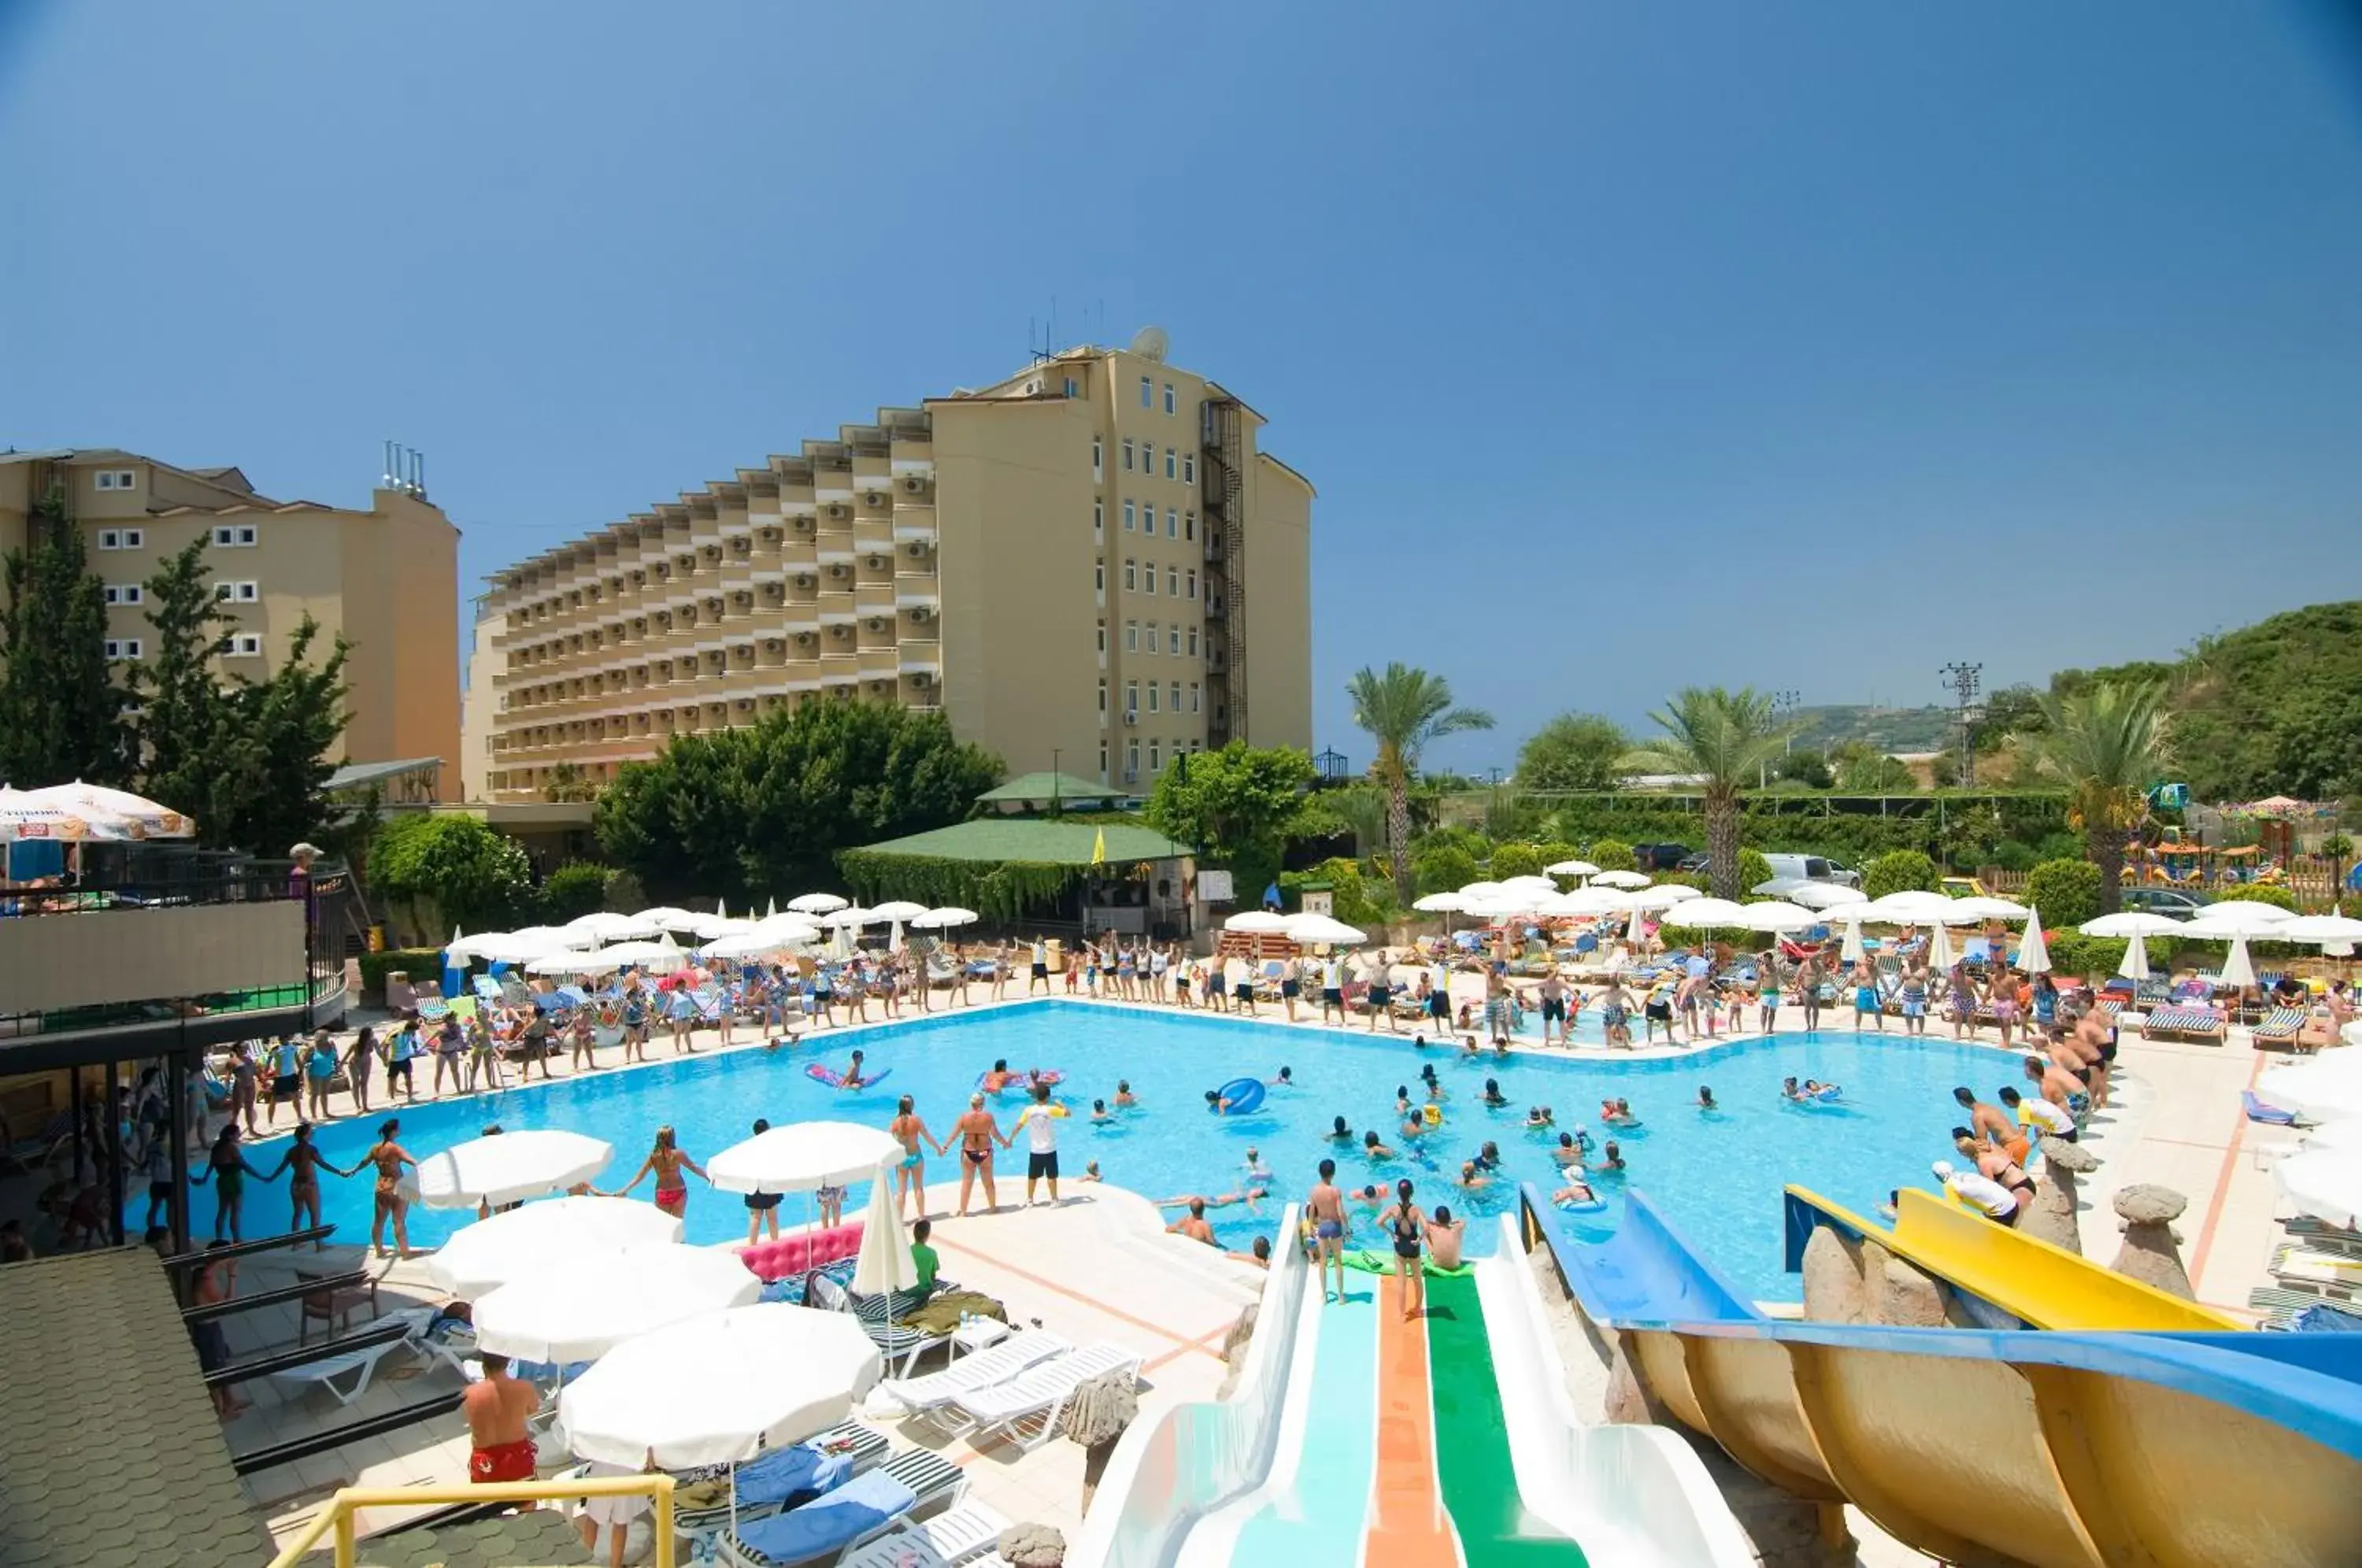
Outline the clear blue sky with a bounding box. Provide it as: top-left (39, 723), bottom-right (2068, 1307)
top-left (6, 2), bottom-right (2360, 777)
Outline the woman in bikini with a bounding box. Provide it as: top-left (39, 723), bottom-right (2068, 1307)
top-left (1383, 1178), bottom-right (1427, 1322)
top-left (888, 1095), bottom-right (943, 1219)
top-left (364, 1119), bottom-right (421, 1258)
top-left (191, 1125), bottom-right (275, 1243)
top-left (266, 1122), bottom-right (354, 1247)
top-left (953, 1093), bottom-right (1012, 1217)
top-left (612, 1125), bottom-right (707, 1219)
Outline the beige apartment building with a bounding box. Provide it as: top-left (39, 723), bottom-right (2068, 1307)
top-left (465, 335), bottom-right (1312, 802)
top-left (0, 449), bottom-right (461, 796)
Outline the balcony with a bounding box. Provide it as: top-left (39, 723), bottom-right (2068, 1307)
top-left (899, 638), bottom-right (941, 673)
top-left (892, 511), bottom-right (937, 544)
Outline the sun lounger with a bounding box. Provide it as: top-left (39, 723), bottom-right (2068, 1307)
top-left (2271, 1244), bottom-right (2362, 1298)
top-left (946, 1341), bottom-right (1142, 1452)
top-left (879, 1331), bottom-right (1072, 1422)
top-left (2143, 1005), bottom-right (2227, 1044)
top-left (842, 1501), bottom-right (1013, 1568)
top-left (720, 1447), bottom-right (964, 1568)
top-left (673, 1421), bottom-right (890, 1536)
top-left (809, 1275), bottom-right (951, 1377)
top-left (2254, 1007), bottom-right (2312, 1050)
top-left (269, 1337), bottom-right (405, 1407)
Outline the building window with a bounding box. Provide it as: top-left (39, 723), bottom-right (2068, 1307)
top-left (1096, 618), bottom-right (1107, 653)
top-left (1168, 626), bottom-right (1182, 655)
top-left (215, 580), bottom-right (259, 603)
top-left (97, 527), bottom-right (146, 550)
top-left (1167, 567), bottom-right (1179, 597)
top-left (1125, 680), bottom-right (1138, 715)
top-left (102, 638), bottom-right (143, 660)
top-left (1064, 375), bottom-right (1079, 398)
top-left (1140, 375), bottom-right (1153, 408)
top-left (1164, 448), bottom-right (1177, 480)
top-left (1094, 500), bottom-right (1104, 541)
top-left (1098, 677), bottom-right (1108, 713)
top-left (1150, 739), bottom-right (1164, 771)
top-left (1092, 438), bottom-right (1103, 479)
top-left (213, 524), bottom-right (258, 547)
top-left (1144, 620), bottom-right (1157, 652)
top-left (1166, 507), bottom-right (1178, 538)
top-left (96, 468), bottom-right (139, 490)
top-left (1169, 680), bottom-right (1181, 712)
top-left (1123, 559), bottom-right (1137, 590)
top-left (1094, 558), bottom-right (1105, 592)
top-left (1164, 383), bottom-right (1176, 415)
top-left (1099, 742), bottom-right (1109, 780)
top-left (228, 634), bottom-right (263, 657)
top-left (1186, 568), bottom-right (1198, 599)
top-left (1125, 620), bottom-right (1138, 652)
top-left (1183, 454), bottom-right (1196, 483)
top-left (1184, 511), bottom-right (1196, 542)
top-left (1142, 564), bottom-right (1156, 596)
top-left (1190, 681), bottom-right (1202, 713)
top-left (1147, 682), bottom-right (1161, 712)
top-left (103, 583), bottom-right (143, 605)
top-left (1122, 500), bottom-right (1135, 532)
top-left (1121, 438), bottom-right (1134, 472)
top-left (1188, 626), bottom-right (1200, 656)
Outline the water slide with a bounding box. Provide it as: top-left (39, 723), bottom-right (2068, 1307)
top-left (1532, 1185), bottom-right (2362, 1567)
top-left (1072, 1204), bottom-right (1753, 1568)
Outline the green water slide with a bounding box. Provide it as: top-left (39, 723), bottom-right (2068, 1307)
top-left (1426, 1272), bottom-right (1590, 1568)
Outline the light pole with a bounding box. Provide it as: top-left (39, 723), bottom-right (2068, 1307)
top-left (1765, 689), bottom-right (1801, 786)
top-left (1940, 663), bottom-right (1983, 789)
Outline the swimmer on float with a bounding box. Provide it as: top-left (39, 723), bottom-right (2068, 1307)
top-left (1554, 1175), bottom-right (1602, 1209)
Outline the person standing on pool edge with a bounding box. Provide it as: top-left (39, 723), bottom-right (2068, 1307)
top-left (1383, 1177), bottom-right (1425, 1321)
top-left (1014, 1079), bottom-right (1064, 1207)
top-left (742, 1119), bottom-right (782, 1244)
top-left (953, 1093), bottom-right (1012, 1217)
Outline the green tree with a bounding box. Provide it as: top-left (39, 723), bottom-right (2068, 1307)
top-left (1971, 683), bottom-right (2045, 753)
top-left (1775, 747), bottom-right (1834, 790)
top-left (1488, 841), bottom-right (1545, 880)
top-left (596, 701), bottom-right (1001, 901)
top-left (539, 861), bottom-right (612, 922)
top-left (2024, 858), bottom-right (2105, 930)
top-left (1618, 687), bottom-right (1790, 899)
top-left (371, 813), bottom-right (536, 934)
top-left (1864, 849), bottom-right (1939, 899)
top-left (131, 540), bottom-right (235, 819)
top-left (1736, 848), bottom-right (1774, 896)
top-left (1831, 741), bottom-right (1916, 793)
top-left (2020, 681), bottom-right (2170, 914)
top-left (1142, 742), bottom-right (1317, 904)
top-left (1515, 713), bottom-right (1627, 793)
top-left (1412, 841), bottom-right (1481, 897)
top-left (1586, 838), bottom-right (1638, 874)
top-left (0, 491), bottom-right (126, 786)
top-left (1346, 663), bottom-right (1495, 906)
top-left (542, 761), bottom-right (598, 803)
top-left (202, 616), bottom-right (352, 854)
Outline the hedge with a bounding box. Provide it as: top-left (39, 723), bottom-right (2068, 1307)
top-left (357, 947), bottom-right (445, 1001)
top-left (2024, 860), bottom-right (2105, 928)
top-left (1538, 793), bottom-right (2071, 871)
top-left (1864, 850), bottom-right (1939, 899)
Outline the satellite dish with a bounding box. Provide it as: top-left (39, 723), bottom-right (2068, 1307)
top-left (1131, 325), bottom-right (1169, 362)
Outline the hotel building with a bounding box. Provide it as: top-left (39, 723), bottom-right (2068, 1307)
top-left (465, 334), bottom-right (1312, 801)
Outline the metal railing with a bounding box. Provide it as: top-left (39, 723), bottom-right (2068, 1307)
top-left (265, 1475), bottom-right (676, 1568)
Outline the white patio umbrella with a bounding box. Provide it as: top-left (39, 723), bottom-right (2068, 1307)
top-left (2219, 932), bottom-right (2258, 990)
top-left (1631, 884), bottom-right (1698, 911)
top-left (2081, 911), bottom-right (2186, 982)
top-left (868, 900), bottom-right (930, 952)
top-left (1785, 881), bottom-right (1868, 910)
top-left (19, 779), bottom-right (194, 838)
top-left (850, 1178), bottom-right (917, 1297)
top-left (2258, 1055), bottom-right (2362, 1122)
top-left (1830, 905), bottom-right (1867, 963)
top-left (819, 906), bottom-right (876, 928)
top-left (1546, 860), bottom-right (1599, 878)
top-left (0, 786), bottom-right (95, 841)
top-left (1224, 910), bottom-right (1293, 934)
top-left (2016, 905), bottom-right (2051, 974)
top-left (1853, 892), bottom-right (1971, 926)
top-left (910, 907), bottom-right (978, 930)
top-left (1498, 875), bottom-right (1560, 897)
top-left (707, 1121), bottom-right (903, 1196)
top-left (633, 907), bottom-right (702, 930)
top-left (1948, 897), bottom-right (2031, 921)
top-left (2301, 1120), bottom-right (2362, 1153)
top-left (701, 927), bottom-right (806, 961)
top-left (1662, 897), bottom-right (1749, 932)
top-left (415, 1130), bottom-right (615, 1211)
top-left (788, 893), bottom-right (850, 915)
top-left (2279, 913), bottom-right (2362, 948)
top-left (524, 949), bottom-right (628, 977)
top-left (593, 937), bottom-right (690, 974)
top-left (1412, 892), bottom-right (1468, 913)
top-left (2186, 900), bottom-right (2297, 937)
top-left (428, 1196), bottom-right (683, 1298)
top-left (473, 1244), bottom-right (761, 1365)
top-left (683, 913), bottom-right (753, 941)
top-left (467, 930), bottom-right (596, 966)
top-left (1285, 912), bottom-right (1368, 946)
top-left (1929, 917), bottom-right (1957, 974)
top-left (1738, 900), bottom-right (1819, 933)
top-left (557, 1304), bottom-right (882, 1470)
top-left (1455, 881), bottom-right (1505, 901)
top-left (565, 911), bottom-right (663, 941)
top-left (2275, 1149), bottom-right (2362, 1231)
top-left (1591, 870), bottom-right (1650, 889)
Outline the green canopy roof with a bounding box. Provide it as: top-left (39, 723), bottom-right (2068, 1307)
top-left (976, 771), bottom-right (1130, 806)
top-left (850, 818), bottom-right (1190, 864)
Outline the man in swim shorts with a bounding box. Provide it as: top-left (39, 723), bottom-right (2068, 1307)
top-left (1308, 1158), bottom-right (1347, 1303)
top-left (953, 1093), bottom-right (1010, 1217)
top-left (1951, 1085), bottom-right (2027, 1165)
top-left (1014, 1080), bottom-right (1063, 1206)
top-left (465, 1353), bottom-right (542, 1489)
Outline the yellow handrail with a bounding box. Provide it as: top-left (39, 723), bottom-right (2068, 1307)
top-left (265, 1474), bottom-right (676, 1568)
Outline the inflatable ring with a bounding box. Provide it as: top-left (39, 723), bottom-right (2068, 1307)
top-left (1421, 1104), bottom-right (1443, 1127)
top-left (1812, 1087), bottom-right (1842, 1103)
top-left (1557, 1196), bottom-right (1609, 1215)
top-left (1213, 1076), bottom-right (1267, 1115)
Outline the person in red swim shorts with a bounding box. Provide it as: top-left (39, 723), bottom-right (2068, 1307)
top-left (465, 1352), bottom-right (542, 1490)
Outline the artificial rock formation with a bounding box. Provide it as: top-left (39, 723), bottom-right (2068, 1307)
top-left (2110, 1184), bottom-right (2197, 1300)
top-left (998, 1523), bottom-right (1066, 1568)
top-left (2020, 1137), bottom-right (2103, 1254)
top-left (1800, 1224), bottom-right (1868, 1324)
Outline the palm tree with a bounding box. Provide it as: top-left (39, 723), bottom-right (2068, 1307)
top-left (2020, 681), bottom-right (2170, 914)
top-left (1617, 687), bottom-right (1790, 899)
top-left (1347, 664), bottom-right (1495, 905)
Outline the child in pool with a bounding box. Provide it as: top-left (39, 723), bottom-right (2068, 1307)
top-left (1114, 1080), bottom-right (1138, 1108)
top-left (1091, 1099), bottom-right (1112, 1122)
top-left (1364, 1130), bottom-right (1398, 1159)
top-left (1526, 1104), bottom-right (1554, 1128)
top-left (1482, 1078), bottom-right (1509, 1108)
top-left (1697, 1085), bottom-right (1717, 1111)
top-left (1599, 1140), bottom-right (1627, 1173)
top-left (1555, 1177), bottom-right (1599, 1207)
top-left (1083, 1161), bottom-right (1102, 1183)
top-left (1460, 1033), bottom-right (1483, 1058)
top-left (1327, 1115), bottom-right (1355, 1141)
top-left (1782, 1076), bottom-right (1806, 1101)
top-left (1395, 1086), bottom-right (1414, 1119)
top-left (1272, 1067), bottom-right (1294, 1088)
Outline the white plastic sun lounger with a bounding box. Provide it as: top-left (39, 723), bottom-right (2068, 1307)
top-left (946, 1341), bottom-right (1142, 1452)
top-left (268, 1338), bottom-right (405, 1407)
top-left (841, 1500), bottom-right (1013, 1568)
top-left (879, 1331), bottom-right (1071, 1422)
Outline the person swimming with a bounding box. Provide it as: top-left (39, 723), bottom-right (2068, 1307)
top-left (1475, 1140), bottom-right (1502, 1170)
top-left (1553, 1130), bottom-right (1584, 1167)
top-left (842, 1049), bottom-right (868, 1089)
top-left (1554, 1176), bottom-right (1599, 1207)
top-left (1482, 1077), bottom-right (1509, 1108)
top-left (1599, 1140), bottom-right (1627, 1173)
top-left (1461, 1033), bottom-right (1483, 1057)
top-left (1782, 1076), bottom-right (1806, 1101)
top-left (1364, 1130), bottom-right (1398, 1159)
top-left (1114, 1080), bottom-right (1138, 1108)
top-left (1395, 1085), bottom-right (1414, 1118)
top-left (1327, 1115), bottom-right (1354, 1141)
top-left (984, 1059), bottom-right (1015, 1093)
top-left (1459, 1160), bottom-right (1490, 1190)
top-left (1526, 1104), bottom-right (1554, 1128)
top-left (1205, 1086), bottom-right (1250, 1115)
top-left (1090, 1098), bottom-right (1112, 1122)
top-left (1696, 1085), bottom-right (1717, 1111)
top-left (1243, 1146), bottom-right (1273, 1183)
top-left (1272, 1067), bottom-right (1294, 1088)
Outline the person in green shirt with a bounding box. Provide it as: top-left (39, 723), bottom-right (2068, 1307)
top-left (909, 1217), bottom-right (939, 1292)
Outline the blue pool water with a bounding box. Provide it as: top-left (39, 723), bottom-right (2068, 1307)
top-left (258, 1002), bottom-right (2023, 1303)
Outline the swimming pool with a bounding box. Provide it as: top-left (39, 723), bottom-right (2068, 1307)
top-left (260, 1002), bottom-right (2023, 1303)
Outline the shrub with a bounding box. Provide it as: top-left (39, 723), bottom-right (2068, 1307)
top-left (1586, 838), bottom-right (1638, 874)
top-left (357, 947), bottom-right (446, 1003)
top-left (1281, 857), bottom-right (1395, 928)
top-left (1991, 841), bottom-right (2038, 873)
top-left (371, 813), bottom-right (536, 933)
top-left (1412, 842), bottom-right (1482, 897)
top-left (603, 867), bottom-right (646, 914)
top-left (2038, 931), bottom-right (2129, 981)
top-left (1736, 848), bottom-right (1774, 896)
top-left (1488, 841), bottom-right (1546, 880)
top-left (540, 861), bottom-right (611, 923)
top-left (1534, 841), bottom-right (1579, 876)
top-left (2024, 858), bottom-right (2105, 928)
top-left (1864, 850), bottom-right (1939, 900)
top-left (2219, 882), bottom-right (2298, 912)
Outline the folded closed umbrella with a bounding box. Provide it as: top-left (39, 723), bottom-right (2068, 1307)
top-left (428, 1195), bottom-right (683, 1297)
top-left (557, 1304), bottom-right (882, 1469)
top-left (415, 1130), bottom-right (614, 1211)
top-left (472, 1244), bottom-right (761, 1365)
top-left (850, 1175), bottom-right (916, 1297)
top-left (2016, 906), bottom-right (2051, 974)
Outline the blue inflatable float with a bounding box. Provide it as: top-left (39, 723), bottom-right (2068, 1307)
top-left (1211, 1076), bottom-right (1267, 1115)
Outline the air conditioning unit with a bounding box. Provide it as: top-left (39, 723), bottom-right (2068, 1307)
top-left (759, 527), bottom-right (779, 543)
top-left (868, 679), bottom-right (889, 693)
top-left (733, 591), bottom-right (750, 605)
top-left (795, 631), bottom-right (816, 646)
top-left (908, 605), bottom-right (932, 623)
top-left (865, 616), bottom-right (887, 632)
top-left (795, 573), bottom-right (815, 589)
top-left (794, 516), bottom-right (815, 531)
top-left (765, 638), bottom-right (783, 651)
top-left (862, 488), bottom-right (887, 508)
top-left (900, 475), bottom-right (927, 495)
top-left (831, 624), bottom-right (851, 639)
top-left (736, 699), bottom-right (753, 711)
top-left (910, 671), bottom-right (933, 687)
top-left (904, 541), bottom-right (931, 558)
top-left (703, 545), bottom-right (722, 561)
top-left (824, 502), bottom-right (849, 520)
top-left (653, 563), bottom-right (669, 579)
top-left (827, 563), bottom-right (850, 579)
top-left (1123, 712), bottom-right (1138, 727)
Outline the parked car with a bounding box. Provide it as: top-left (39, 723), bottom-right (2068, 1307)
top-left (1632, 842), bottom-right (1694, 872)
top-left (1761, 852), bottom-right (1861, 888)
top-left (2120, 886), bottom-right (2215, 917)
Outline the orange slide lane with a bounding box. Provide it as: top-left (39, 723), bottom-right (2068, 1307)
top-left (1363, 1275), bottom-right (1461, 1568)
